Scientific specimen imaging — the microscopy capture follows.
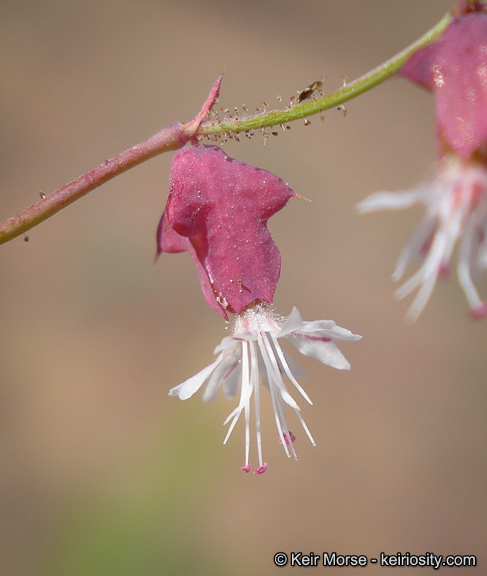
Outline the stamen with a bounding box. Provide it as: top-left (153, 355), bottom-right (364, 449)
top-left (223, 342), bottom-right (251, 445)
top-left (270, 334), bottom-right (313, 404)
top-left (258, 332), bottom-right (298, 460)
top-left (259, 334), bottom-right (300, 409)
top-left (458, 212), bottom-right (484, 310)
top-left (258, 333), bottom-right (290, 457)
top-left (269, 382), bottom-right (291, 458)
top-left (243, 401), bottom-right (250, 469)
top-left (393, 214), bottom-right (437, 281)
top-left (249, 341), bottom-right (264, 471)
top-left (293, 409), bottom-right (316, 446)
top-left (404, 271), bottom-right (438, 322)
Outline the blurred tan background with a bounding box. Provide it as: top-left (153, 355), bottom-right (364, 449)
top-left (1, 1), bottom-right (485, 574)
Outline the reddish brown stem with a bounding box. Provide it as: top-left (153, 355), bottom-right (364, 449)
top-left (0, 75), bottom-right (222, 245)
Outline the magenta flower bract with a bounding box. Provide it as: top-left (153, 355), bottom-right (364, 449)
top-left (157, 145), bottom-right (296, 320)
top-left (400, 12), bottom-right (487, 160)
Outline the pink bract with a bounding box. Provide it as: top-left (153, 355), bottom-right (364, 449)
top-left (157, 145), bottom-right (296, 319)
top-left (401, 12), bottom-right (487, 159)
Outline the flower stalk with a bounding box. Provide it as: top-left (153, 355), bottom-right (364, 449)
top-left (200, 11), bottom-right (452, 136)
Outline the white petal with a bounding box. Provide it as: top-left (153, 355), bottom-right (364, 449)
top-left (474, 228), bottom-right (487, 277)
top-left (223, 343), bottom-right (252, 437)
top-left (214, 335), bottom-right (241, 354)
top-left (403, 270), bottom-right (437, 323)
top-left (457, 217), bottom-right (484, 311)
top-left (290, 337), bottom-right (352, 370)
top-left (296, 320), bottom-right (361, 341)
top-left (297, 319), bottom-right (337, 332)
top-left (356, 190), bottom-right (420, 213)
top-left (392, 213), bottom-right (437, 281)
top-left (280, 348), bottom-right (306, 379)
top-left (169, 354), bottom-right (223, 400)
top-left (222, 360), bottom-right (243, 398)
top-left (278, 307), bottom-right (304, 336)
top-left (202, 345), bottom-right (241, 402)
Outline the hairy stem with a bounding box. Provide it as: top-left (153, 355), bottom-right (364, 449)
top-left (0, 10), bottom-right (452, 246)
top-left (200, 12), bottom-right (452, 135)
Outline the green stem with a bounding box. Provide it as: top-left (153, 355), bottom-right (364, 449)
top-left (0, 10), bottom-right (452, 246)
top-left (200, 12), bottom-right (452, 135)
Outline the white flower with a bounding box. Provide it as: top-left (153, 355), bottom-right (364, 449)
top-left (357, 160), bottom-right (487, 321)
top-left (169, 302), bottom-right (361, 474)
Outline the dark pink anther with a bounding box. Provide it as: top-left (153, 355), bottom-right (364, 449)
top-left (253, 462), bottom-right (268, 475)
top-left (284, 431), bottom-right (296, 445)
